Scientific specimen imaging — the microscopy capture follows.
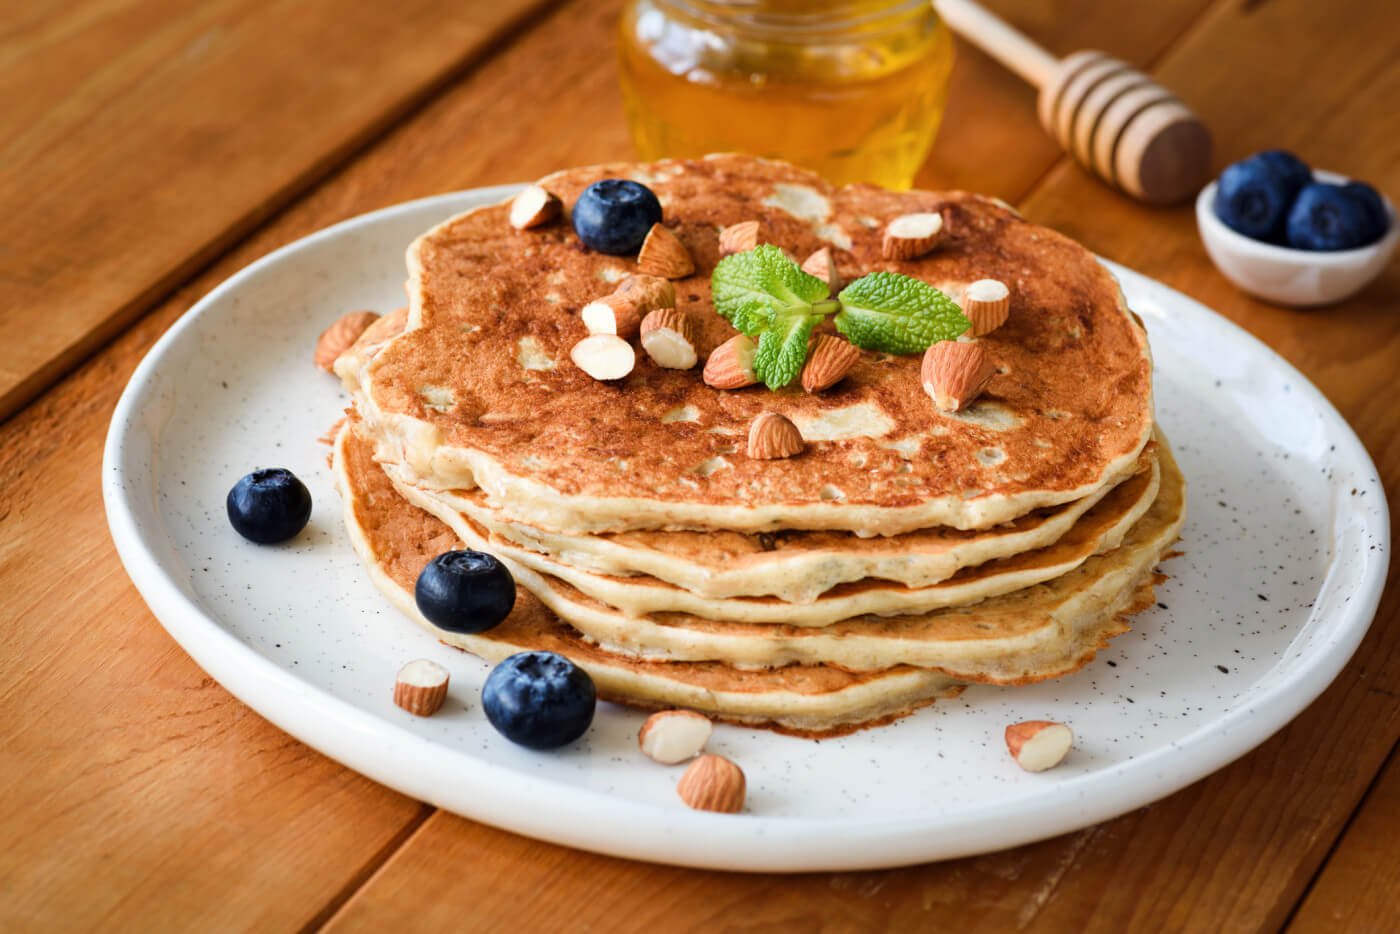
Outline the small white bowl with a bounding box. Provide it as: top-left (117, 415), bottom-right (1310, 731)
top-left (1196, 168), bottom-right (1397, 307)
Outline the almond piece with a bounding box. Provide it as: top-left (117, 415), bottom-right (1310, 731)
top-left (394, 659), bottom-right (450, 717)
top-left (356, 307), bottom-right (408, 349)
top-left (509, 185), bottom-right (562, 230)
top-left (921, 340), bottom-right (995, 412)
top-left (963, 278), bottom-right (1011, 337)
top-left (315, 311), bottom-right (380, 372)
top-left (1005, 721), bottom-right (1074, 772)
top-left (800, 335), bottom-right (861, 393)
top-left (747, 412), bottom-right (804, 459)
top-left (581, 292), bottom-right (644, 339)
top-left (882, 212), bottom-right (945, 260)
top-left (637, 224), bottom-right (695, 279)
top-left (616, 274), bottom-right (677, 311)
top-left (640, 308), bottom-right (698, 370)
top-left (703, 334), bottom-right (758, 389)
top-left (571, 334), bottom-right (636, 381)
top-left (639, 710), bottom-right (713, 764)
top-left (718, 220), bottom-right (760, 255)
top-left (800, 247), bottom-right (842, 292)
top-left (676, 754), bottom-right (745, 813)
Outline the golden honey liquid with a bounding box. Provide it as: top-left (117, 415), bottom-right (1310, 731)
top-left (618, 0), bottom-right (953, 189)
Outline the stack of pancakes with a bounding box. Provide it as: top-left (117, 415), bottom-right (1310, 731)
top-left (331, 155), bottom-right (1184, 737)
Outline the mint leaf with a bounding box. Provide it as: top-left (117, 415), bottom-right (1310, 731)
top-left (711, 244), bottom-right (830, 337)
top-left (753, 312), bottom-right (822, 389)
top-left (834, 273), bottom-right (969, 355)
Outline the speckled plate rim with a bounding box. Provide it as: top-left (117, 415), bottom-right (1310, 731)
top-left (103, 187), bottom-right (1389, 872)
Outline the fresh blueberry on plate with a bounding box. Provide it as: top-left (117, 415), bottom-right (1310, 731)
top-left (226, 468), bottom-right (312, 544)
top-left (1286, 182), bottom-right (1370, 251)
top-left (1340, 180), bottom-right (1390, 245)
top-left (415, 550), bottom-right (516, 634)
top-left (572, 179), bottom-right (663, 255)
top-left (1250, 149), bottom-right (1312, 195)
top-left (1213, 158), bottom-right (1300, 242)
top-left (482, 651), bottom-right (596, 749)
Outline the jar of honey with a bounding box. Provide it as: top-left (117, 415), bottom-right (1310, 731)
top-left (618, 0), bottom-right (953, 189)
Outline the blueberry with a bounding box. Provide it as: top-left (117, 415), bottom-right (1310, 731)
top-left (482, 651), bottom-right (596, 749)
top-left (1213, 157), bottom-right (1302, 242)
top-left (415, 550), bottom-right (515, 633)
top-left (571, 179), bottom-right (663, 254)
top-left (226, 468), bottom-right (311, 543)
top-left (1251, 150), bottom-right (1312, 193)
top-left (1340, 181), bottom-right (1390, 245)
top-left (1286, 182), bottom-right (1370, 251)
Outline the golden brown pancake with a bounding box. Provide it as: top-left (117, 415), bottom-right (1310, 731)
top-left (345, 155), bottom-right (1152, 535)
top-left (387, 451), bottom-right (1160, 625)
top-left (334, 424), bottom-right (963, 736)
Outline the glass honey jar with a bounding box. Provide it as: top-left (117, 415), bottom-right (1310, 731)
top-left (618, 0), bottom-right (953, 189)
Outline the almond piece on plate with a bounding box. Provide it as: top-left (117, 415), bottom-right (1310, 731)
top-left (571, 334), bottom-right (636, 381)
top-left (718, 220), bottom-right (761, 255)
top-left (508, 184), bottom-right (562, 230)
top-left (639, 710), bottom-right (713, 764)
top-left (394, 659), bottom-right (450, 716)
top-left (800, 247), bottom-right (843, 292)
top-left (677, 754), bottom-right (746, 813)
top-left (922, 340), bottom-right (995, 412)
top-left (748, 412), bottom-right (804, 459)
top-left (640, 308), bottom-right (699, 370)
top-left (1005, 721), bottom-right (1074, 772)
top-left (315, 311), bottom-right (380, 372)
top-left (963, 278), bottom-right (1011, 337)
top-left (581, 292), bottom-right (644, 340)
top-left (637, 224), bottom-right (696, 279)
top-left (882, 212), bottom-right (945, 260)
top-left (703, 334), bottom-right (758, 389)
top-left (616, 274), bottom-right (677, 311)
top-left (801, 334), bottom-right (861, 393)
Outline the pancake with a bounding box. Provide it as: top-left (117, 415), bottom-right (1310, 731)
top-left (343, 154), bottom-right (1153, 535)
top-left (334, 425), bottom-right (963, 735)
top-left (346, 301), bottom-right (1149, 605)
top-left (386, 434), bottom-right (1185, 677)
top-left (386, 451), bottom-right (1160, 625)
top-left (399, 471), bottom-right (1127, 602)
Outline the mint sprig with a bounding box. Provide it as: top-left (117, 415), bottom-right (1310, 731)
top-left (711, 244), bottom-right (833, 337)
top-left (754, 311), bottom-right (823, 389)
top-left (834, 272), bottom-right (967, 355)
top-left (709, 245), bottom-right (969, 388)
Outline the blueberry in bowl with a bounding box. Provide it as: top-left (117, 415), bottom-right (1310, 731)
top-left (1197, 152), bottom-right (1396, 306)
top-left (572, 179), bottom-right (663, 255)
top-left (415, 550), bottom-right (516, 634)
top-left (227, 468), bottom-right (312, 544)
top-left (1341, 181), bottom-right (1390, 245)
top-left (482, 651), bottom-right (597, 749)
top-left (1285, 182), bottom-right (1371, 251)
top-left (1213, 155), bottom-right (1305, 242)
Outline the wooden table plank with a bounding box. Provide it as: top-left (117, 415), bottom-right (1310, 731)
top-left (0, 0), bottom-right (557, 422)
top-left (1289, 747), bottom-right (1400, 931)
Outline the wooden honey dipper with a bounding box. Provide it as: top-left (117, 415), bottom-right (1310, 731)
top-left (934, 0), bottom-right (1212, 204)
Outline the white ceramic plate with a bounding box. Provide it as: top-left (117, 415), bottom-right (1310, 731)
top-left (104, 188), bottom-right (1389, 871)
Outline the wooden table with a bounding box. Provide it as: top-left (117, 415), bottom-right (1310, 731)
top-left (2, 1), bottom-right (1396, 929)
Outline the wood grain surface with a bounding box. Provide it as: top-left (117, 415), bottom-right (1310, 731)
top-left (0, 0), bottom-right (556, 422)
top-left (0, 0), bottom-right (1396, 930)
top-left (1290, 749), bottom-right (1400, 932)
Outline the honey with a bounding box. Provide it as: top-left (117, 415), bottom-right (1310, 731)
top-left (618, 0), bottom-right (953, 189)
